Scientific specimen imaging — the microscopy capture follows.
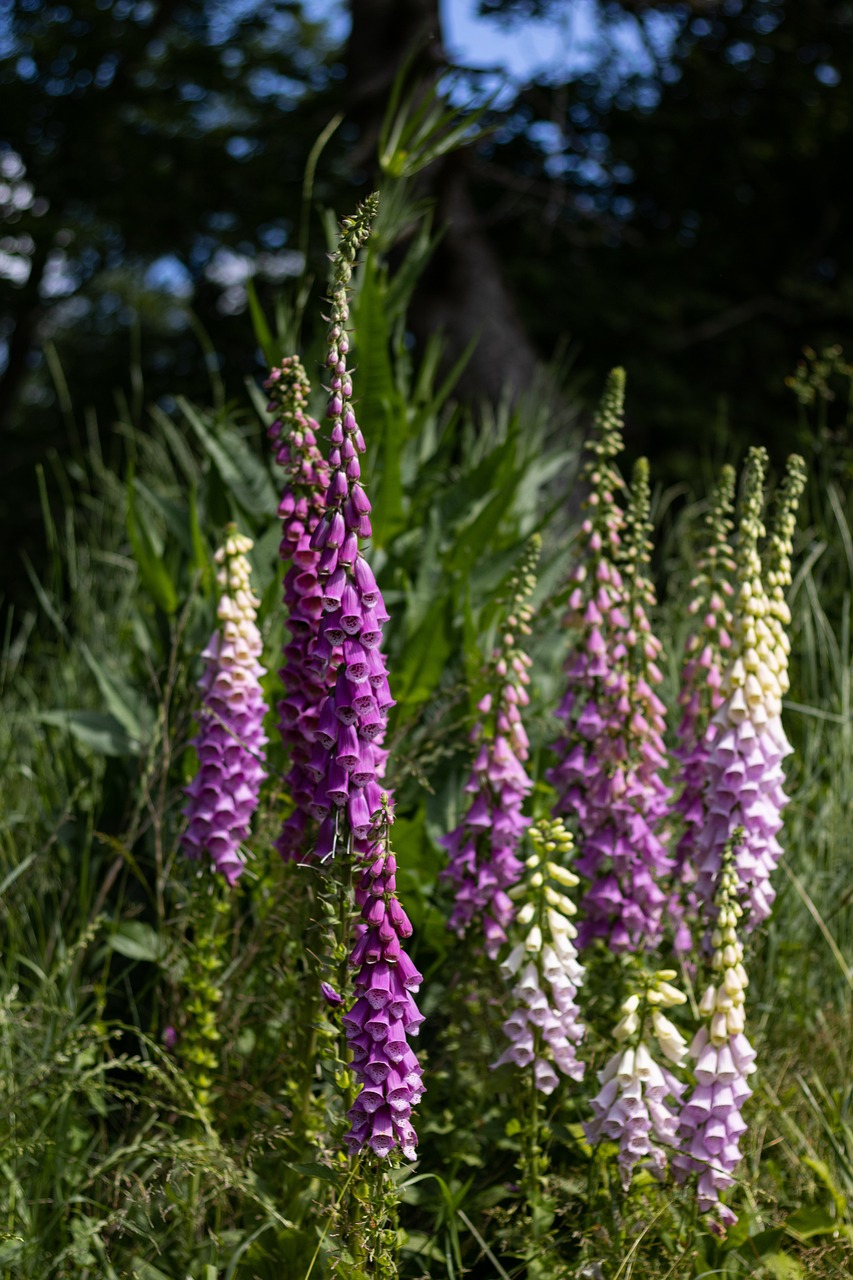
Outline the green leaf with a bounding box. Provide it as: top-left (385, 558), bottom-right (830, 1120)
top-left (352, 253), bottom-right (408, 545)
top-left (394, 595), bottom-right (451, 707)
top-left (736, 1225), bottom-right (783, 1254)
top-left (188, 484), bottom-right (213, 593)
top-left (80, 643), bottom-right (148, 745)
top-left (108, 922), bottom-right (165, 963)
top-left (129, 1260), bottom-right (173, 1280)
top-left (245, 278), bottom-right (278, 367)
top-left (785, 1204), bottom-right (840, 1240)
top-left (126, 472), bottom-right (178, 613)
top-left (39, 710), bottom-right (139, 758)
top-left (178, 398), bottom-right (277, 517)
top-left (399, 1231), bottom-right (446, 1263)
top-left (761, 1254), bottom-right (805, 1280)
top-left (802, 1156), bottom-right (848, 1218)
top-left (286, 1161), bottom-right (340, 1185)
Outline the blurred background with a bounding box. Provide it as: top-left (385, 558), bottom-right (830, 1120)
top-left (2, 0), bottom-right (852, 614)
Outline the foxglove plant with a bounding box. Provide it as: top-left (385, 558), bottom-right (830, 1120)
top-left (182, 528), bottom-right (268, 885)
top-left (266, 355), bottom-right (330, 862)
top-left (584, 970), bottom-right (688, 1189)
top-left (441, 538), bottom-right (539, 957)
top-left (763, 454), bottom-right (807, 704)
top-left (493, 817), bottom-right (585, 1091)
top-left (342, 794), bottom-right (425, 1160)
top-left (695, 450), bottom-right (805, 927)
top-left (671, 466), bottom-right (737, 952)
top-left (550, 388), bottom-right (672, 952)
top-left (673, 832), bottom-right (756, 1230)
top-left (303, 195), bottom-right (424, 1160)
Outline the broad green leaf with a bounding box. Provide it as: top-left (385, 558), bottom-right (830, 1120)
top-left (731, 1223), bottom-right (782, 1253)
top-left (80, 643), bottom-right (148, 744)
top-left (394, 595), bottom-right (451, 706)
top-left (761, 1254), bottom-right (805, 1280)
top-left (286, 1161), bottom-right (340, 1185)
top-left (127, 473), bottom-right (178, 613)
top-left (108, 922), bottom-right (165, 963)
top-left (40, 710), bottom-right (139, 758)
top-left (129, 1260), bottom-right (173, 1280)
top-left (802, 1156), bottom-right (848, 1217)
top-left (400, 1231), bottom-right (449, 1263)
top-left (353, 253), bottom-right (406, 548)
top-left (785, 1204), bottom-right (840, 1239)
top-left (133, 478), bottom-right (193, 555)
top-left (179, 398), bottom-right (277, 517)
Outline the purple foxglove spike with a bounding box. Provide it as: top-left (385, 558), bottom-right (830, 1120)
top-left (691, 451), bottom-right (803, 930)
top-left (443, 538), bottom-right (540, 954)
top-left (493, 820), bottom-right (586, 1090)
top-left (548, 388), bottom-right (672, 954)
top-left (287, 197), bottom-right (422, 1159)
top-left (669, 465), bottom-right (737, 949)
top-left (182, 529), bottom-right (268, 884)
top-left (265, 356), bottom-right (338, 863)
top-left (673, 843), bottom-right (755, 1230)
top-left (343, 798), bottom-right (425, 1159)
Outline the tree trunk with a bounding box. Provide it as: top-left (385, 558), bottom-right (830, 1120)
top-left (347, 0), bottom-right (544, 405)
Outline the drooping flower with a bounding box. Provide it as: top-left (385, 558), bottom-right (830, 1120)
top-left (549, 381), bottom-right (672, 953)
top-left (694, 451), bottom-right (806, 928)
top-left (671, 466), bottom-right (737, 952)
top-left (182, 528), bottom-right (268, 884)
top-left (303, 195), bottom-right (424, 1159)
top-left (266, 355), bottom-right (331, 862)
top-left (441, 537), bottom-right (539, 956)
top-left (673, 832), bottom-right (756, 1230)
top-left (342, 794), bottom-right (425, 1160)
top-left (492, 817), bottom-right (585, 1092)
top-left (584, 970), bottom-right (688, 1189)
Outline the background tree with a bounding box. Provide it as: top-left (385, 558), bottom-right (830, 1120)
top-left (2, 0), bottom-right (852, 613)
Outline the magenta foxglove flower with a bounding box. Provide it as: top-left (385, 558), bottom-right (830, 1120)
top-left (549, 387), bottom-right (671, 952)
top-left (492, 818), bottom-right (585, 1091)
top-left (342, 796), bottom-right (425, 1160)
top-left (441, 539), bottom-right (539, 956)
top-left (694, 451), bottom-right (806, 929)
top-left (673, 838), bottom-right (756, 1230)
top-left (303, 196), bottom-right (424, 1159)
top-left (670, 466), bottom-right (737, 953)
top-left (182, 529), bottom-right (268, 884)
top-left (266, 355), bottom-right (331, 862)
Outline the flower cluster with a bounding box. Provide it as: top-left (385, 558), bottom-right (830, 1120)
top-left (343, 796), bottom-right (425, 1159)
top-left (301, 199), bottom-right (394, 864)
top-left (550, 383), bottom-right (671, 952)
top-left (695, 450), bottom-right (805, 928)
top-left (674, 834), bottom-right (756, 1229)
top-left (303, 195), bottom-right (424, 1158)
top-left (182, 528), bottom-right (268, 884)
top-left (493, 817), bottom-right (585, 1092)
top-left (266, 355), bottom-right (330, 862)
top-left (671, 466), bottom-right (737, 952)
top-left (441, 538), bottom-right (539, 956)
top-left (584, 971), bottom-right (688, 1189)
